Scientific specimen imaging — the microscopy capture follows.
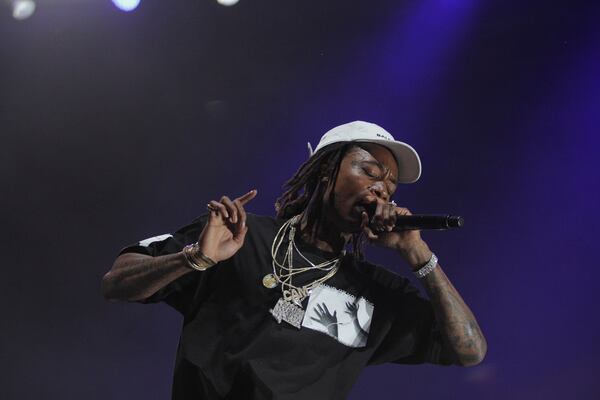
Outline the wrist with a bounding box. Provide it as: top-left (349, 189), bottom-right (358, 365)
top-left (397, 240), bottom-right (432, 271)
top-left (182, 242), bottom-right (217, 271)
top-left (413, 253), bottom-right (438, 278)
top-left (196, 239), bottom-right (218, 263)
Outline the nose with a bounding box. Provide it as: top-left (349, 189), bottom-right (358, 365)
top-left (369, 183), bottom-right (389, 202)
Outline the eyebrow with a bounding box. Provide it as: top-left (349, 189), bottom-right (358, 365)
top-left (361, 160), bottom-right (397, 184)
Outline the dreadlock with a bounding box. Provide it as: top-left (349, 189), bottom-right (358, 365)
top-left (275, 142), bottom-right (367, 261)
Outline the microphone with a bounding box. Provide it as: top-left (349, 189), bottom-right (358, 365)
top-left (370, 214), bottom-right (464, 231)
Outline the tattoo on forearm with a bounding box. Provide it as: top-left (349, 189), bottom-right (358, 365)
top-left (421, 266), bottom-right (487, 365)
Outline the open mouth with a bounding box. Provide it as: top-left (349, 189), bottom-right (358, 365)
top-left (354, 200), bottom-right (377, 220)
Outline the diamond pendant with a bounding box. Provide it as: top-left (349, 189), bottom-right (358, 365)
top-left (282, 286), bottom-right (310, 305)
top-left (270, 298), bottom-right (305, 329)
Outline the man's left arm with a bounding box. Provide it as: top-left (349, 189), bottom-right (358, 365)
top-left (365, 205), bottom-right (487, 367)
top-left (401, 241), bottom-right (487, 367)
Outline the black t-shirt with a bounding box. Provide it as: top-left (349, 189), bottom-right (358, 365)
top-left (119, 213), bottom-right (451, 400)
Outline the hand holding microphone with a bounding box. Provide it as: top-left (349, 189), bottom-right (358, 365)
top-left (363, 200), bottom-right (463, 232)
top-left (360, 200), bottom-right (463, 259)
top-left (358, 201), bottom-right (457, 271)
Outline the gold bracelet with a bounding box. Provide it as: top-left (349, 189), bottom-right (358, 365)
top-left (183, 243), bottom-right (216, 271)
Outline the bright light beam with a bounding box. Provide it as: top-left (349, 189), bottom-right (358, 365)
top-left (112, 0), bottom-right (141, 12)
top-left (217, 0), bottom-right (240, 6)
top-left (11, 0), bottom-right (36, 20)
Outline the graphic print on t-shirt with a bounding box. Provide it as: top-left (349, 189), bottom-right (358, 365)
top-left (138, 234), bottom-right (173, 247)
top-left (302, 284), bottom-right (374, 348)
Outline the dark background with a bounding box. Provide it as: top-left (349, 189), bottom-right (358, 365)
top-left (2, 0), bottom-right (599, 398)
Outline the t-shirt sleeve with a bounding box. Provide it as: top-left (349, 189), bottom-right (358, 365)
top-left (368, 275), bottom-right (453, 366)
top-left (117, 214), bottom-right (208, 315)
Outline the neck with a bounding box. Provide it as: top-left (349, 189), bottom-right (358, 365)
top-left (298, 211), bottom-right (350, 255)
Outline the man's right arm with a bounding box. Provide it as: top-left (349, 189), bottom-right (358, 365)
top-left (102, 189), bottom-right (258, 303)
top-left (101, 251), bottom-right (193, 302)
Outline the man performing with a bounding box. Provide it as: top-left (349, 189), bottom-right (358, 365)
top-left (102, 121), bottom-right (487, 399)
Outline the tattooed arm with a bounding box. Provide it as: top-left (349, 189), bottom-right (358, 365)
top-left (364, 203), bottom-right (487, 366)
top-left (400, 241), bottom-right (487, 367)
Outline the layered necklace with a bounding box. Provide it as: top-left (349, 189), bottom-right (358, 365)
top-left (265, 215), bottom-right (345, 329)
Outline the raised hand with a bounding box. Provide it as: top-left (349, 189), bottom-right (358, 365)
top-left (345, 301), bottom-right (359, 319)
top-left (197, 189), bottom-right (257, 263)
top-left (345, 301), bottom-right (368, 341)
top-left (311, 303), bottom-right (339, 338)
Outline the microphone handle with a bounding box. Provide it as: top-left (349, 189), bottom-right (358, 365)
top-left (389, 214), bottom-right (464, 231)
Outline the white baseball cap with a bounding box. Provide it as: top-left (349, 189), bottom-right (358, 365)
top-left (307, 121), bottom-right (422, 184)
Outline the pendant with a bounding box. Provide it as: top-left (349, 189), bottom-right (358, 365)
top-left (262, 274), bottom-right (278, 289)
top-left (282, 286), bottom-right (310, 305)
top-left (270, 298), bottom-right (305, 329)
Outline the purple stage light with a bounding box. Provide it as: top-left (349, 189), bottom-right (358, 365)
top-left (112, 0), bottom-right (140, 12)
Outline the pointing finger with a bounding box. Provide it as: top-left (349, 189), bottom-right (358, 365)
top-left (235, 189), bottom-right (258, 206)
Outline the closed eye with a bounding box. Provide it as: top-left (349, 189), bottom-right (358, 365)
top-left (362, 167), bottom-right (379, 178)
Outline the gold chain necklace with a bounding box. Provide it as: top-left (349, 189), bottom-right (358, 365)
top-left (266, 215), bottom-right (344, 329)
